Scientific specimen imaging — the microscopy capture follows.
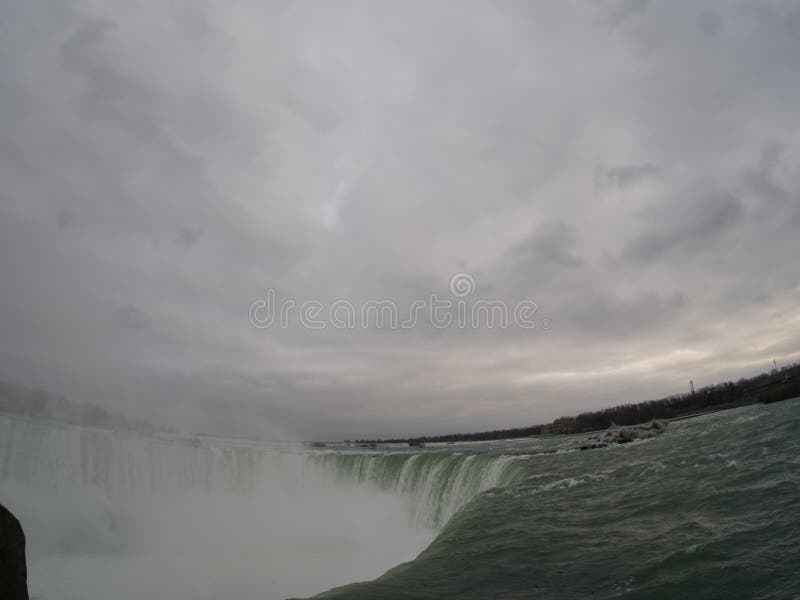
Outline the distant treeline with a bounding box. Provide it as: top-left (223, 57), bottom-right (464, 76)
top-left (360, 362), bottom-right (800, 444)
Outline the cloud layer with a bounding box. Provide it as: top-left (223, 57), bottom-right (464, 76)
top-left (1, 0), bottom-right (799, 439)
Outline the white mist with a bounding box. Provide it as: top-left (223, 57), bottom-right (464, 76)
top-left (0, 416), bottom-right (435, 600)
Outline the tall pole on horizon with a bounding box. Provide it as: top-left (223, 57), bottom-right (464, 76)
top-left (690, 380), bottom-right (695, 395)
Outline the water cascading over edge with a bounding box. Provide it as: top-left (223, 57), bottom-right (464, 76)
top-left (308, 451), bottom-right (528, 527)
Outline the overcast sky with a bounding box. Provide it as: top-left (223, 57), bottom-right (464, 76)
top-left (1, 0), bottom-right (799, 440)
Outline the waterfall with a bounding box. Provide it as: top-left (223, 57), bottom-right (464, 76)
top-left (1, 414), bottom-right (529, 532)
top-left (0, 413), bottom-right (443, 600)
top-left (309, 450), bottom-right (528, 527)
top-left (0, 413), bottom-right (303, 496)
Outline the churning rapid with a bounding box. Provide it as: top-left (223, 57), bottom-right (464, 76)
top-left (1, 399), bottom-right (799, 599)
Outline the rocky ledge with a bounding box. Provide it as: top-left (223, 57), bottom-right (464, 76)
top-left (0, 502), bottom-right (29, 600)
top-left (578, 419), bottom-right (668, 451)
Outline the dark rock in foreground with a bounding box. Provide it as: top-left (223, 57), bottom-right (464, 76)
top-left (579, 419), bottom-right (668, 451)
top-left (0, 503), bottom-right (29, 600)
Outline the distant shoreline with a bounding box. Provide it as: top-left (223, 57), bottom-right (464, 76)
top-left (352, 363), bottom-right (800, 445)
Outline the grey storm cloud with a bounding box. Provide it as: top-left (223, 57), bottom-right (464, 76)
top-left (115, 305), bottom-right (152, 330)
top-left (1, 0), bottom-right (799, 440)
top-left (622, 192), bottom-right (745, 263)
top-left (595, 163), bottom-right (661, 192)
